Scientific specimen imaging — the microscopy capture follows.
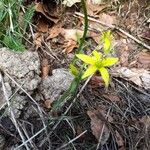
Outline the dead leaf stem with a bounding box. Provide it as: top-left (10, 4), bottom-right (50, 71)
top-left (75, 12), bottom-right (150, 51)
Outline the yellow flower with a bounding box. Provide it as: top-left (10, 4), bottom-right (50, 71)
top-left (76, 50), bottom-right (118, 87)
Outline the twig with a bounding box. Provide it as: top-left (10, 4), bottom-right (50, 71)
top-left (18, 122), bottom-right (35, 149)
top-left (0, 85), bottom-right (22, 110)
top-left (75, 12), bottom-right (150, 50)
top-left (14, 126), bottom-right (47, 150)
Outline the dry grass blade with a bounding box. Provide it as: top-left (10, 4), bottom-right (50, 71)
top-left (0, 71), bottom-right (30, 150)
top-left (3, 71), bottom-right (51, 149)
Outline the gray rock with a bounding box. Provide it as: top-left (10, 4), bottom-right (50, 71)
top-left (0, 47), bottom-right (41, 93)
top-left (39, 68), bottom-right (73, 101)
top-left (0, 47), bottom-right (41, 118)
top-left (7, 94), bottom-right (27, 118)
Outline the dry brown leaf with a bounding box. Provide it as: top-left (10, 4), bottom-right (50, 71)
top-left (33, 33), bottom-right (43, 49)
top-left (103, 93), bottom-right (121, 102)
top-left (114, 39), bottom-right (130, 66)
top-left (76, 125), bottom-right (85, 140)
top-left (100, 13), bottom-right (116, 26)
top-left (61, 29), bottom-right (84, 41)
top-left (37, 18), bottom-right (49, 32)
top-left (119, 45), bottom-right (129, 66)
top-left (114, 67), bottom-right (150, 89)
top-left (89, 31), bottom-right (101, 44)
top-left (115, 131), bottom-right (126, 150)
top-left (87, 109), bottom-right (110, 145)
top-left (132, 52), bottom-right (150, 69)
top-left (63, 39), bottom-right (77, 53)
top-left (44, 99), bottom-right (53, 109)
top-left (41, 58), bottom-right (50, 79)
top-left (35, 3), bottom-right (59, 23)
top-left (47, 24), bottom-right (62, 40)
top-left (86, 0), bottom-right (106, 16)
top-left (140, 116), bottom-right (150, 130)
top-left (90, 75), bottom-right (104, 88)
top-left (63, 0), bottom-right (81, 7)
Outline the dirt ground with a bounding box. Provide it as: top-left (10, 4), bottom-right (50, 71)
top-left (0, 0), bottom-right (150, 150)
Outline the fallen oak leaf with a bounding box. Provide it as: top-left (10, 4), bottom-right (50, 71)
top-left (61, 29), bottom-right (84, 41)
top-left (87, 109), bottom-right (110, 145)
top-left (63, 39), bottom-right (77, 53)
top-left (86, 0), bottom-right (107, 16)
top-left (47, 24), bottom-right (62, 40)
top-left (113, 67), bottom-right (150, 89)
top-left (37, 18), bottom-right (49, 32)
top-left (35, 2), bottom-right (59, 23)
top-left (33, 32), bottom-right (43, 49)
top-left (132, 51), bottom-right (150, 69)
top-left (90, 75), bottom-right (104, 88)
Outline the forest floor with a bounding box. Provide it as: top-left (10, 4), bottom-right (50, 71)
top-left (0, 0), bottom-right (150, 150)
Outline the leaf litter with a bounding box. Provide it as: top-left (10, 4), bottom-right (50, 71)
top-left (1, 0), bottom-right (150, 149)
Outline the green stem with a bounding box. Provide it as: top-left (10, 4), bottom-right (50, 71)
top-left (52, 0), bottom-right (88, 111)
top-left (76, 0), bottom-right (88, 54)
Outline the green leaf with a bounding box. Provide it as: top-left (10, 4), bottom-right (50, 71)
top-left (92, 50), bottom-right (102, 61)
top-left (99, 67), bottom-right (109, 87)
top-left (3, 35), bottom-right (25, 51)
top-left (103, 38), bottom-right (111, 54)
top-left (69, 64), bottom-right (79, 77)
top-left (101, 30), bottom-right (112, 54)
top-left (82, 65), bottom-right (97, 79)
top-left (23, 4), bottom-right (35, 33)
top-left (76, 54), bottom-right (95, 65)
top-left (102, 57), bottom-right (118, 67)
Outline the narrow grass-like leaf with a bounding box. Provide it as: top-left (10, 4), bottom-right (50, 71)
top-left (3, 35), bottom-right (25, 51)
top-left (23, 4), bottom-right (35, 33)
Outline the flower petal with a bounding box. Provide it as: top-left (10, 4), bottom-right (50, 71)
top-left (82, 66), bottom-right (97, 79)
top-left (99, 67), bottom-right (109, 87)
top-left (102, 57), bottom-right (118, 67)
top-left (92, 50), bottom-right (102, 60)
top-left (76, 54), bottom-right (95, 65)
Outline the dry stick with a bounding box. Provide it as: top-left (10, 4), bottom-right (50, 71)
top-left (18, 122), bottom-right (35, 149)
top-left (0, 72), bottom-right (30, 150)
top-left (0, 85), bottom-right (21, 110)
top-left (4, 71), bottom-right (51, 149)
top-left (75, 12), bottom-right (150, 51)
top-left (15, 126), bottom-right (47, 150)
